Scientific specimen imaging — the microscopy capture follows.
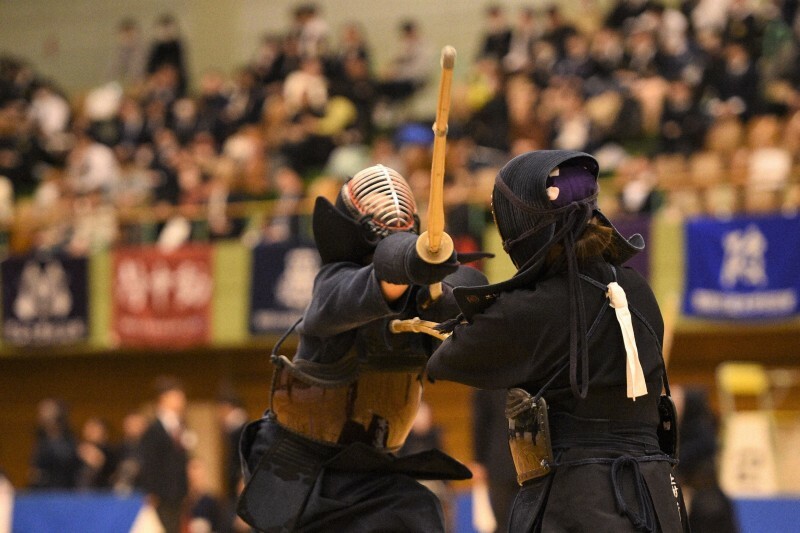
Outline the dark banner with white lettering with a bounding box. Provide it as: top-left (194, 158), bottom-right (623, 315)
top-left (1, 255), bottom-right (89, 346)
top-left (683, 214), bottom-right (800, 319)
top-left (249, 240), bottom-right (320, 335)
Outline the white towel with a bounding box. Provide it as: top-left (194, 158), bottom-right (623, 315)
top-left (607, 282), bottom-right (648, 400)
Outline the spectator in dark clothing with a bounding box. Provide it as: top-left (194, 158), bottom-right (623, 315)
top-left (703, 41), bottom-right (762, 121)
top-left (186, 458), bottom-right (225, 533)
top-left (622, 26), bottom-right (661, 77)
top-left (376, 19), bottom-right (433, 103)
top-left (225, 67), bottom-right (266, 133)
top-left (216, 391), bottom-right (248, 506)
top-left (146, 14), bottom-right (189, 97)
top-left (478, 4), bottom-right (513, 62)
top-left (196, 70), bottom-right (231, 147)
top-left (111, 411), bottom-right (148, 495)
top-left (605, 0), bottom-right (652, 30)
top-left (170, 97), bottom-right (202, 147)
top-left (658, 78), bottom-right (708, 154)
top-left (723, 0), bottom-right (764, 60)
top-left (272, 33), bottom-right (305, 85)
top-left (0, 99), bottom-right (40, 198)
top-left (328, 53), bottom-right (378, 143)
top-left (673, 384), bottom-right (740, 533)
top-left (693, 29), bottom-right (726, 93)
top-left (590, 27), bottom-right (626, 81)
top-left (530, 40), bottom-right (559, 89)
top-left (471, 388), bottom-right (518, 533)
top-left (76, 416), bottom-right (119, 490)
top-left (503, 7), bottom-right (539, 74)
top-left (327, 19), bottom-right (372, 91)
top-left (250, 34), bottom-right (285, 88)
top-left (107, 17), bottom-right (148, 88)
top-left (278, 55), bottom-right (337, 176)
top-left (466, 91), bottom-right (510, 152)
top-left (113, 96), bottom-right (150, 164)
top-left (29, 398), bottom-right (80, 489)
top-left (215, 392), bottom-right (249, 533)
top-left (604, 88), bottom-right (647, 146)
top-left (137, 376), bottom-right (190, 533)
top-left (150, 129), bottom-right (182, 206)
top-left (0, 57), bottom-right (31, 105)
top-left (542, 6), bottom-right (579, 59)
top-left (553, 32), bottom-right (599, 81)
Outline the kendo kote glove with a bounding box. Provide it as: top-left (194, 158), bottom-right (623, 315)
top-left (373, 231), bottom-right (459, 286)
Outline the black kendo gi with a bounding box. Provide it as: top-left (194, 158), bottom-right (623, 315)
top-left (237, 187), bottom-right (485, 533)
top-left (427, 151), bottom-right (689, 533)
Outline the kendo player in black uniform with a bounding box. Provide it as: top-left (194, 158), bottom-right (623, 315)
top-left (237, 164), bottom-right (487, 532)
top-left (428, 150), bottom-right (690, 532)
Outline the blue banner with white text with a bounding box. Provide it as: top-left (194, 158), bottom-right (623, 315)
top-left (1, 255), bottom-right (89, 346)
top-left (249, 240), bottom-right (320, 335)
top-left (683, 214), bottom-right (800, 319)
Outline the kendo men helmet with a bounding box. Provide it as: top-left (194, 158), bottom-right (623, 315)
top-left (337, 164), bottom-right (417, 238)
top-left (491, 150), bottom-right (643, 275)
top-left (492, 150), bottom-right (599, 271)
top-left (312, 164), bottom-right (419, 264)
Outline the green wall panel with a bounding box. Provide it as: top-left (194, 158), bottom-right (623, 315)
top-left (212, 241), bottom-right (251, 344)
top-left (89, 249), bottom-right (111, 347)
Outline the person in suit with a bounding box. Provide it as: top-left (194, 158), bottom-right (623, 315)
top-left (137, 376), bottom-right (189, 533)
top-left (216, 389), bottom-right (248, 533)
top-left (29, 398), bottom-right (80, 489)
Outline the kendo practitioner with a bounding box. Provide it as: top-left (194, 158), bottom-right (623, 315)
top-left (427, 150), bottom-right (689, 533)
top-left (237, 163), bottom-right (486, 532)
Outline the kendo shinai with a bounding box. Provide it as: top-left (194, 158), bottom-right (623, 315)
top-left (237, 164), bottom-right (487, 532)
top-left (427, 150), bottom-right (690, 532)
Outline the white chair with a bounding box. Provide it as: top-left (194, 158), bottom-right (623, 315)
top-left (716, 361), bottom-right (780, 497)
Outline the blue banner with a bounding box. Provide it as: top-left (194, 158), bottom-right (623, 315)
top-left (249, 240), bottom-right (320, 335)
top-left (12, 492), bottom-right (148, 533)
top-left (683, 214), bottom-right (800, 319)
top-left (1, 255), bottom-right (89, 346)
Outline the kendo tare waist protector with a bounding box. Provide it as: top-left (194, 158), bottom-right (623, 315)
top-left (270, 352), bottom-right (424, 452)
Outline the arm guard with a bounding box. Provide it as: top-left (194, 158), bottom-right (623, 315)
top-left (373, 231), bottom-right (459, 286)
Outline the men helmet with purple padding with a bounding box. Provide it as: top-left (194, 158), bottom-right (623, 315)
top-left (491, 149), bottom-right (643, 280)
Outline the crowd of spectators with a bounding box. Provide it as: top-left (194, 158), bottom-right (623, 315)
top-left (9, 4), bottom-right (797, 531)
top-left (27, 379), bottom-right (251, 533)
top-left (1, 1), bottom-right (800, 256)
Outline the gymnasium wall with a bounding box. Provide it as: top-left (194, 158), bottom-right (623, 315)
top-left (0, 0), bottom-right (616, 96)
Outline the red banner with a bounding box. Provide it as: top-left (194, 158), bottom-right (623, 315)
top-left (112, 245), bottom-right (213, 348)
